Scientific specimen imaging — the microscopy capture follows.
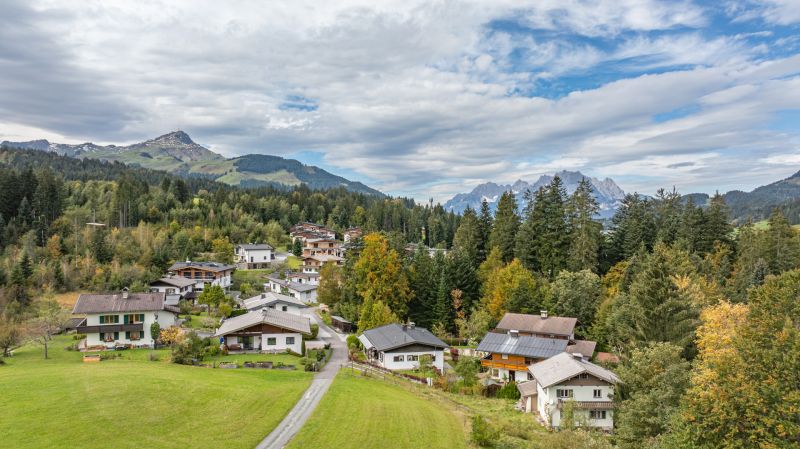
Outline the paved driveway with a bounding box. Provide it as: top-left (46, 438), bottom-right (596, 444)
top-left (255, 311), bottom-right (347, 449)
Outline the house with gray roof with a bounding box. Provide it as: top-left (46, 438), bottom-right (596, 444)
top-left (241, 292), bottom-right (308, 315)
top-left (358, 323), bottom-right (448, 372)
top-left (167, 260), bottom-right (235, 292)
top-left (72, 290), bottom-right (179, 349)
top-left (235, 243), bottom-right (274, 270)
top-left (265, 273), bottom-right (318, 303)
top-left (477, 331), bottom-right (568, 382)
top-left (214, 308), bottom-right (311, 353)
top-left (524, 352), bottom-right (620, 431)
top-left (149, 275), bottom-right (197, 305)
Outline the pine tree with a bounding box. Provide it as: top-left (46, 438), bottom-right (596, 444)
top-left (452, 207), bottom-right (481, 264)
top-left (489, 191), bottom-right (519, 263)
top-left (700, 193), bottom-right (733, 253)
top-left (478, 199), bottom-right (493, 262)
top-left (407, 246), bottom-right (437, 329)
top-left (357, 299), bottom-right (399, 331)
top-left (676, 197), bottom-right (705, 252)
top-left (764, 208), bottom-right (800, 273)
top-left (609, 194), bottom-right (656, 263)
top-left (448, 250), bottom-right (480, 313)
top-left (91, 229), bottom-right (112, 263)
top-left (516, 187), bottom-right (546, 272)
top-left (653, 187), bottom-right (682, 246)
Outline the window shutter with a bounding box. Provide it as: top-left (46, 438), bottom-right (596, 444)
top-left (125, 331), bottom-right (129, 339)
top-left (124, 315), bottom-right (129, 324)
top-left (100, 316), bottom-right (105, 324)
top-left (114, 332), bottom-right (119, 340)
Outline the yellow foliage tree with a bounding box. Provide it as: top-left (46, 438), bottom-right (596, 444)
top-left (354, 233), bottom-right (411, 318)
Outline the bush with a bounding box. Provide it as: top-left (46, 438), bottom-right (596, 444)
top-left (73, 333), bottom-right (86, 341)
top-left (471, 415), bottom-right (498, 447)
top-left (346, 334), bottom-right (362, 350)
top-left (309, 324), bottom-right (319, 340)
top-left (496, 381), bottom-right (521, 400)
top-left (229, 309), bottom-right (248, 318)
top-left (171, 331), bottom-right (205, 365)
top-left (316, 349), bottom-right (325, 361)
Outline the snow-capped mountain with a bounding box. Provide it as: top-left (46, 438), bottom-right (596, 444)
top-left (443, 170), bottom-right (626, 218)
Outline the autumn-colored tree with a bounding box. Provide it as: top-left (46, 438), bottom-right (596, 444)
top-left (159, 326), bottom-right (185, 345)
top-left (357, 299), bottom-right (399, 331)
top-left (481, 259), bottom-right (548, 320)
top-left (353, 233), bottom-right (412, 318)
top-left (211, 237), bottom-right (234, 264)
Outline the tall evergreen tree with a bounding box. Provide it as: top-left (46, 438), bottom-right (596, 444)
top-left (478, 199), bottom-right (493, 262)
top-left (609, 194), bottom-right (656, 263)
top-left (407, 246), bottom-right (437, 328)
top-left (653, 187), bottom-right (682, 245)
top-left (764, 208), bottom-right (800, 273)
top-left (567, 178), bottom-right (601, 272)
top-left (452, 207), bottom-right (481, 264)
top-left (489, 191), bottom-right (519, 263)
top-left (700, 193), bottom-right (733, 253)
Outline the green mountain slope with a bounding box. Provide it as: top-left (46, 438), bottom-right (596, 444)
top-left (1, 131), bottom-right (382, 195)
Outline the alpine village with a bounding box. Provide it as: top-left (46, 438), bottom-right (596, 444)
top-left (0, 135), bottom-right (797, 449)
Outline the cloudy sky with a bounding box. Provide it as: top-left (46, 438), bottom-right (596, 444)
top-left (2, 0), bottom-right (800, 201)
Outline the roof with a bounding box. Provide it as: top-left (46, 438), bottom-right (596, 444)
top-left (566, 340), bottom-right (597, 358)
top-left (168, 261), bottom-right (235, 272)
top-left (304, 254), bottom-right (343, 262)
top-left (495, 312), bottom-right (577, 337)
top-left (266, 275), bottom-right (318, 292)
top-left (150, 276), bottom-right (196, 288)
top-left (63, 317), bottom-right (86, 329)
top-left (289, 272), bottom-right (319, 280)
top-left (72, 292), bottom-right (178, 314)
top-left (529, 352), bottom-right (621, 388)
top-left (331, 315), bottom-right (351, 324)
top-left (595, 352), bottom-right (621, 364)
top-left (360, 323), bottom-right (448, 352)
top-left (476, 332), bottom-right (568, 359)
top-left (242, 292), bottom-right (308, 310)
top-left (214, 308), bottom-right (311, 336)
top-left (517, 381), bottom-right (539, 397)
top-left (236, 243), bottom-right (273, 250)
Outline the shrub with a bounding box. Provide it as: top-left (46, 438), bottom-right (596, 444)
top-left (72, 333), bottom-right (86, 341)
top-left (309, 324), bottom-right (319, 340)
top-left (471, 415), bottom-right (498, 447)
top-left (496, 381), bottom-right (521, 400)
top-left (346, 334), bottom-right (362, 350)
top-left (171, 331), bottom-right (205, 365)
top-left (149, 353), bottom-right (160, 362)
top-left (316, 349), bottom-right (325, 361)
top-left (159, 326), bottom-right (184, 345)
top-left (229, 309), bottom-right (248, 318)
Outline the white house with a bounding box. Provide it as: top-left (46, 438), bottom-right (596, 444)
top-left (168, 261), bottom-right (235, 292)
top-left (301, 254), bottom-right (343, 274)
top-left (476, 331), bottom-right (568, 382)
top-left (266, 274), bottom-right (318, 303)
top-left (523, 352), bottom-right (620, 431)
top-left (149, 276), bottom-right (197, 305)
top-left (288, 271), bottom-right (320, 286)
top-left (72, 291), bottom-right (179, 349)
top-left (214, 308), bottom-right (311, 354)
top-left (241, 292), bottom-right (308, 315)
top-left (358, 323), bottom-right (448, 372)
top-left (235, 243), bottom-right (274, 269)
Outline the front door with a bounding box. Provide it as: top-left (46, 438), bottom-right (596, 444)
top-left (241, 336), bottom-right (253, 350)
top-left (509, 370), bottom-right (516, 382)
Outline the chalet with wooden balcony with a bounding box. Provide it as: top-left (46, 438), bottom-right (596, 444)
top-left (214, 308), bottom-right (311, 353)
top-left (524, 352), bottom-right (620, 431)
top-left (72, 290), bottom-right (179, 349)
top-left (167, 260), bottom-right (235, 292)
top-left (476, 331), bottom-right (568, 382)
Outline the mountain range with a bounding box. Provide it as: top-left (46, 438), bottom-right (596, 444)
top-left (1, 131), bottom-right (382, 196)
top-left (443, 171), bottom-right (626, 219)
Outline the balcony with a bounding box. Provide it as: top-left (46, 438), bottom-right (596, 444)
top-left (480, 357), bottom-right (527, 372)
top-left (76, 323), bottom-right (144, 334)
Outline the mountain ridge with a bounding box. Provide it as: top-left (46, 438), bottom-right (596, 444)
top-left (1, 131), bottom-right (383, 196)
top-left (443, 170), bottom-right (626, 218)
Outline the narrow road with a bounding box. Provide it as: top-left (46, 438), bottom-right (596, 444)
top-left (255, 311), bottom-right (347, 449)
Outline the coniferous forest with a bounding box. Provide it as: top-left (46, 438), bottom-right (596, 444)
top-left (1, 145), bottom-right (799, 448)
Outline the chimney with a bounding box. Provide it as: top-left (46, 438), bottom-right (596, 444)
top-left (408, 321), bottom-right (415, 329)
top-left (401, 323), bottom-right (408, 331)
top-left (122, 287), bottom-right (129, 300)
top-left (540, 310), bottom-right (548, 319)
top-left (509, 329), bottom-right (519, 338)
top-left (571, 353), bottom-right (584, 360)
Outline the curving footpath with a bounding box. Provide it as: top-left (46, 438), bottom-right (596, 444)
top-left (255, 311), bottom-right (347, 449)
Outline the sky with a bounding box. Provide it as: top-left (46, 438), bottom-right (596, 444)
top-left (1, 0), bottom-right (800, 202)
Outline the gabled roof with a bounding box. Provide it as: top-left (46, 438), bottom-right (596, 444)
top-left (236, 243), bottom-right (273, 250)
top-left (476, 332), bottom-right (567, 359)
top-left (214, 308), bottom-right (311, 336)
top-left (168, 261), bottom-right (235, 272)
top-left (360, 323), bottom-right (448, 352)
top-left (303, 254), bottom-right (343, 262)
top-left (242, 292), bottom-right (308, 310)
top-left (566, 340), bottom-right (597, 358)
top-left (529, 352), bottom-right (621, 388)
top-left (72, 292), bottom-right (178, 314)
top-left (517, 380), bottom-right (539, 397)
top-left (495, 312), bottom-right (577, 337)
top-left (150, 276), bottom-right (195, 288)
top-left (266, 274), bottom-right (318, 293)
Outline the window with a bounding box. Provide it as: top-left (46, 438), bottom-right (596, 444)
top-left (491, 369), bottom-right (499, 378)
top-left (556, 389), bottom-right (573, 398)
top-left (593, 389), bottom-right (602, 398)
top-left (408, 355), bottom-right (419, 361)
top-left (286, 337), bottom-right (295, 345)
top-left (126, 331), bottom-right (142, 341)
top-left (101, 332), bottom-right (119, 342)
top-left (590, 410), bottom-right (607, 420)
top-left (282, 306), bottom-right (288, 312)
top-left (99, 315), bottom-right (119, 324)
top-left (501, 354), bottom-right (509, 360)
top-left (393, 355), bottom-right (404, 362)
top-left (579, 373), bottom-right (589, 380)
top-left (267, 338), bottom-right (276, 346)
top-left (124, 314), bottom-right (144, 324)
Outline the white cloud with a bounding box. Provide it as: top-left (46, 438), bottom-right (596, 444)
top-left (1, 0), bottom-right (800, 202)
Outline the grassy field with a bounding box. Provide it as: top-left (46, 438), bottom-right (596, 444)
top-left (286, 255), bottom-right (302, 270)
top-left (287, 371), bottom-right (470, 449)
top-left (0, 335), bottom-right (313, 449)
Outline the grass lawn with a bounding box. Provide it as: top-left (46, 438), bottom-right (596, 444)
top-left (287, 371), bottom-right (470, 449)
top-left (0, 335), bottom-right (313, 449)
top-left (232, 268), bottom-right (276, 289)
top-left (286, 255), bottom-right (301, 270)
top-left (182, 313), bottom-right (216, 330)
